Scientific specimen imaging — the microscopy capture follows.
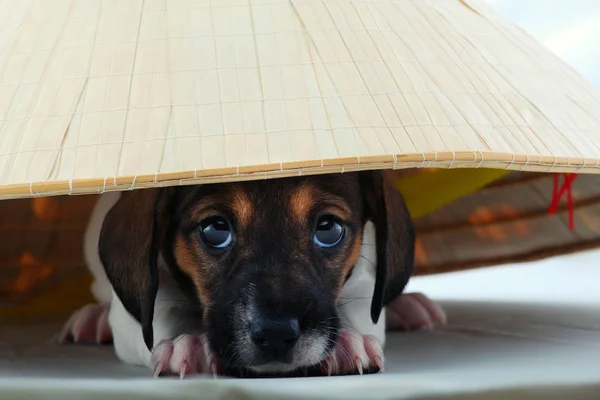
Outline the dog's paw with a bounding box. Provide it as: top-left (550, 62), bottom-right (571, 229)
top-left (59, 302), bottom-right (112, 344)
top-left (152, 334), bottom-right (219, 378)
top-left (385, 292), bottom-right (447, 331)
top-left (320, 329), bottom-right (384, 376)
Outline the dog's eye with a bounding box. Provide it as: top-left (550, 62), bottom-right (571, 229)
top-left (314, 216), bottom-right (344, 248)
top-left (199, 217), bottom-right (232, 249)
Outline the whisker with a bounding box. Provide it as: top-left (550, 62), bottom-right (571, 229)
top-left (224, 348), bottom-right (238, 372)
top-left (357, 254), bottom-right (376, 268)
top-left (338, 296), bottom-right (371, 300)
top-left (336, 308), bottom-right (353, 326)
top-left (337, 299), bottom-right (366, 309)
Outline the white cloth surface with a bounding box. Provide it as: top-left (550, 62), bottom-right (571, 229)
top-left (3, 247), bottom-right (600, 399)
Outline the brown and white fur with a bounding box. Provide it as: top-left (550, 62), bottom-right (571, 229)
top-left (60, 172), bottom-right (446, 378)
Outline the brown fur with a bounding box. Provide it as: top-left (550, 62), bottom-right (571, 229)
top-left (175, 234), bottom-right (212, 307)
top-left (231, 185), bottom-right (253, 227)
top-left (289, 183), bottom-right (314, 223)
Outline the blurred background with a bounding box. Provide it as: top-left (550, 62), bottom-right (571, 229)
top-left (489, 0), bottom-right (600, 86)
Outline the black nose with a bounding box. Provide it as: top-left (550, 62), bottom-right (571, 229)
top-left (250, 317), bottom-right (300, 360)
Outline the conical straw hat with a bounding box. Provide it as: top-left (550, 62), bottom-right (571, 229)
top-left (2, 0), bottom-right (600, 317)
top-left (0, 0), bottom-right (599, 200)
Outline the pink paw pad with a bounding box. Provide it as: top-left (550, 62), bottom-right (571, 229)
top-left (321, 329), bottom-right (384, 376)
top-left (152, 334), bottom-right (219, 379)
top-left (385, 292), bottom-right (447, 331)
top-left (59, 302), bottom-right (112, 344)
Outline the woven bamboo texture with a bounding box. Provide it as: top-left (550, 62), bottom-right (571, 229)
top-left (0, 0), bottom-right (599, 200)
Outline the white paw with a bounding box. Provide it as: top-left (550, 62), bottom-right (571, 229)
top-left (152, 334), bottom-right (219, 378)
top-left (320, 329), bottom-right (384, 376)
top-left (59, 302), bottom-right (112, 344)
top-left (385, 292), bottom-right (447, 331)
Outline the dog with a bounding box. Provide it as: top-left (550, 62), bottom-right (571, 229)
top-left (60, 171), bottom-right (446, 377)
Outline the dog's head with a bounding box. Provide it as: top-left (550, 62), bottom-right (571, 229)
top-left (99, 171), bottom-right (414, 375)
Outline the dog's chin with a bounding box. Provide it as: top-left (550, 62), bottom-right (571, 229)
top-left (229, 334), bottom-right (332, 377)
top-left (246, 362), bottom-right (299, 374)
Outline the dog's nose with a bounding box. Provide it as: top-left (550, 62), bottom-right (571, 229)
top-left (250, 317), bottom-right (300, 359)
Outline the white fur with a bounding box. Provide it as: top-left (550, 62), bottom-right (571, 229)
top-left (338, 222), bottom-right (386, 347)
top-left (84, 191), bottom-right (120, 304)
top-left (83, 193), bottom-right (385, 369)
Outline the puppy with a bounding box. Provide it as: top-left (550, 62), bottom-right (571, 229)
top-left (60, 171), bottom-right (445, 377)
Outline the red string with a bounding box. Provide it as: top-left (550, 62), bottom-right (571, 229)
top-left (567, 177), bottom-right (574, 230)
top-left (548, 173), bottom-right (578, 230)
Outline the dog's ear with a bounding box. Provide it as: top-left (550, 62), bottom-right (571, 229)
top-left (98, 188), bottom-right (173, 350)
top-left (359, 170), bottom-right (415, 324)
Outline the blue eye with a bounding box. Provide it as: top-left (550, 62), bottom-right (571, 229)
top-left (200, 217), bottom-right (232, 249)
top-left (314, 216), bottom-right (344, 248)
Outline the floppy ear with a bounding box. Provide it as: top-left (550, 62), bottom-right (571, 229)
top-left (98, 188), bottom-right (172, 350)
top-left (359, 170), bottom-right (416, 325)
